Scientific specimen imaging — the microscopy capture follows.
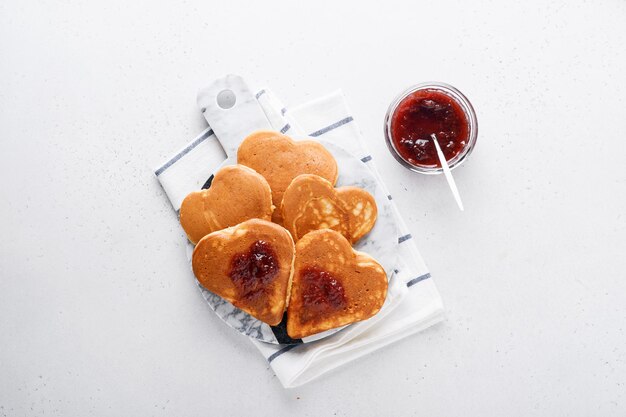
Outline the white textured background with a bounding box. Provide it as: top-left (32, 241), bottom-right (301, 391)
top-left (1, 1), bottom-right (625, 415)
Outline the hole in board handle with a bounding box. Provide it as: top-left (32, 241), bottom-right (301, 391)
top-left (216, 89), bottom-right (236, 109)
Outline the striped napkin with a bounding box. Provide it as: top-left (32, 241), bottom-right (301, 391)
top-left (155, 87), bottom-right (445, 388)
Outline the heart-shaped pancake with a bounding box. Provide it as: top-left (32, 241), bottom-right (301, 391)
top-left (237, 130), bottom-right (338, 224)
top-left (287, 229), bottom-right (387, 339)
top-left (281, 174), bottom-right (377, 243)
top-left (192, 219), bottom-right (295, 326)
top-left (180, 164), bottom-right (273, 244)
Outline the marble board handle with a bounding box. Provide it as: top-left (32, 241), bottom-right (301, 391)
top-left (197, 74), bottom-right (272, 158)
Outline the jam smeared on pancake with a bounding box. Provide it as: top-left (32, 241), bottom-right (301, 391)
top-left (229, 240), bottom-right (279, 300)
top-left (300, 266), bottom-right (347, 322)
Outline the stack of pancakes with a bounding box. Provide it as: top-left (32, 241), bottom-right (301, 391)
top-left (182, 130), bottom-right (388, 339)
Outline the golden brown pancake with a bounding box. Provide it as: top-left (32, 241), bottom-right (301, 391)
top-left (281, 174), bottom-right (377, 243)
top-left (287, 229), bottom-right (387, 339)
top-left (192, 219), bottom-right (295, 326)
top-left (180, 164), bottom-right (273, 244)
top-left (237, 130), bottom-right (338, 224)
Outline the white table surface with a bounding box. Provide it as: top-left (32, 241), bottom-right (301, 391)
top-left (1, 0), bottom-right (625, 415)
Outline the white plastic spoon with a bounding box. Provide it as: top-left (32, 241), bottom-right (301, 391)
top-left (431, 133), bottom-right (464, 211)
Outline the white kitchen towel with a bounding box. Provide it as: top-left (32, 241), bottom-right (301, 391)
top-left (154, 87), bottom-right (445, 388)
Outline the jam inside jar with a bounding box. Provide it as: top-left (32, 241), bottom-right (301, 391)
top-left (385, 83), bottom-right (477, 173)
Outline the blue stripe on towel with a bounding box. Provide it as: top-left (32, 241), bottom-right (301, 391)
top-left (308, 116), bottom-right (354, 137)
top-left (398, 234), bottom-right (412, 243)
top-left (406, 273), bottom-right (431, 288)
top-left (267, 344), bottom-right (300, 363)
top-left (154, 129), bottom-right (214, 176)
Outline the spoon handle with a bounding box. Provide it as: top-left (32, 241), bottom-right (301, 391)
top-left (431, 134), bottom-right (464, 211)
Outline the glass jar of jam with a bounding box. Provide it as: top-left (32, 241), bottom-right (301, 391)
top-left (384, 82), bottom-right (478, 174)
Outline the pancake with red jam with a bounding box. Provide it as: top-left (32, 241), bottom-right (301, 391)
top-left (192, 219), bottom-right (294, 325)
top-left (287, 229), bottom-right (387, 339)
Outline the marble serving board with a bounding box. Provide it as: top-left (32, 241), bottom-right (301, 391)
top-left (188, 75), bottom-right (400, 345)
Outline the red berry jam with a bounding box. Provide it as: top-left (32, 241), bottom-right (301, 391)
top-left (300, 266), bottom-right (347, 322)
top-left (390, 89), bottom-right (469, 168)
top-left (229, 240), bottom-right (279, 300)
